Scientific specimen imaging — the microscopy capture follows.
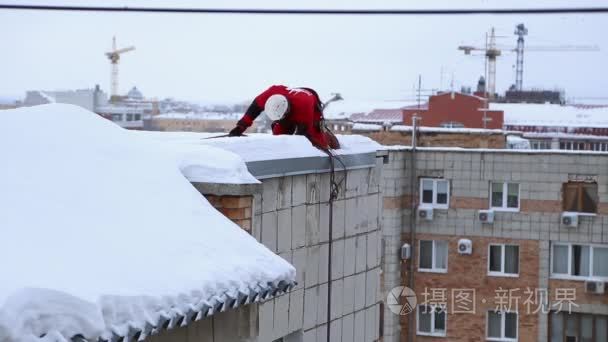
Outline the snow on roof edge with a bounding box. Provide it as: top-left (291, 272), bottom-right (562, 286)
top-left (381, 145), bottom-right (608, 155)
top-left (0, 104), bottom-right (294, 341)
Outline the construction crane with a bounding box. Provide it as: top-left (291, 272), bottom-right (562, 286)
top-left (105, 36), bottom-right (135, 100)
top-left (458, 28), bottom-right (501, 99)
top-left (458, 25), bottom-right (599, 98)
top-left (514, 24), bottom-right (528, 91)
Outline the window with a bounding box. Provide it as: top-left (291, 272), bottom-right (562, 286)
top-left (550, 312), bottom-right (608, 342)
top-left (490, 182), bottom-right (519, 211)
top-left (419, 240), bottom-right (448, 272)
top-left (439, 121), bottom-right (464, 128)
top-left (590, 142), bottom-right (608, 151)
top-left (488, 244), bottom-right (519, 276)
top-left (530, 140), bottom-right (551, 150)
top-left (111, 114), bottom-right (123, 122)
top-left (563, 182), bottom-right (598, 214)
top-left (417, 305), bottom-right (446, 336)
top-left (560, 141), bottom-right (586, 150)
top-left (126, 114), bottom-right (133, 121)
top-left (551, 243), bottom-right (608, 280)
top-left (487, 311), bottom-right (518, 341)
top-left (134, 114), bottom-right (141, 121)
top-left (420, 178), bottom-right (449, 209)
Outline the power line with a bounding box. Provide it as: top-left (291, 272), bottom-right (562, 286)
top-left (1, 4), bottom-right (608, 15)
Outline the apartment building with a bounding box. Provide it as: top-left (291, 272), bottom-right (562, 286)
top-left (494, 104), bottom-right (608, 153)
top-left (380, 148), bottom-right (608, 342)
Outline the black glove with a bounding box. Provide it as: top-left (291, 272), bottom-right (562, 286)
top-left (229, 125), bottom-right (245, 136)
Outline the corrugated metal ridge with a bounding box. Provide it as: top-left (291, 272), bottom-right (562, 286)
top-left (68, 280), bottom-right (296, 342)
top-left (245, 151), bottom-right (377, 179)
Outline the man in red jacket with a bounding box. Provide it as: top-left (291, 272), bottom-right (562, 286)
top-left (229, 85), bottom-right (339, 149)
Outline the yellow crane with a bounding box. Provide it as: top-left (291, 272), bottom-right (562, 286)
top-left (105, 36), bottom-right (135, 100)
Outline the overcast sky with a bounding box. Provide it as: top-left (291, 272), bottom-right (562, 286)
top-left (1, 0), bottom-right (607, 103)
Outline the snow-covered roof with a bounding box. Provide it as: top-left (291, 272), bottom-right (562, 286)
top-left (491, 103), bottom-right (608, 128)
top-left (95, 105), bottom-right (147, 114)
top-left (352, 123), bottom-right (383, 131)
top-left (322, 99), bottom-right (414, 120)
top-left (138, 132), bottom-right (382, 163)
top-left (351, 108), bottom-right (406, 123)
top-left (382, 145), bottom-right (608, 154)
top-left (390, 125), bottom-right (505, 134)
top-left (154, 112), bottom-right (241, 120)
top-left (522, 132), bottom-right (608, 141)
top-left (0, 104), bottom-right (295, 341)
top-left (506, 135), bottom-right (531, 149)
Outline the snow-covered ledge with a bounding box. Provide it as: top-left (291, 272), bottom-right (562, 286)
top-left (141, 131), bottom-right (382, 192)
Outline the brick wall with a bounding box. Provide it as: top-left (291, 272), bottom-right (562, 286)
top-left (380, 152), bottom-right (411, 342)
top-left (549, 279), bottom-right (608, 309)
top-left (361, 131), bottom-right (506, 148)
top-left (402, 92), bottom-right (504, 129)
top-left (381, 149), bottom-right (608, 342)
top-left (205, 194), bottom-right (253, 232)
top-left (402, 234), bottom-right (539, 342)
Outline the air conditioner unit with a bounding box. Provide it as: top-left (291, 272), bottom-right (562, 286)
top-left (418, 207), bottom-right (433, 221)
top-left (401, 243), bottom-right (411, 260)
top-left (457, 239), bottom-right (473, 255)
top-left (585, 281), bottom-right (605, 294)
top-left (561, 212), bottom-right (579, 227)
top-left (478, 209), bottom-right (494, 224)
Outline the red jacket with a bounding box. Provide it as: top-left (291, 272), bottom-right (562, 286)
top-left (237, 85), bottom-right (328, 148)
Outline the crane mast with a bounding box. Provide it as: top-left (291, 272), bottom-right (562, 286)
top-left (514, 24), bottom-right (528, 91)
top-left (105, 36), bottom-right (135, 100)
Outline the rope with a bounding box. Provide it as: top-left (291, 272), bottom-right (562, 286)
top-left (318, 146), bottom-right (347, 342)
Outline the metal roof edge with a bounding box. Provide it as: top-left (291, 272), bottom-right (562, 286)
top-left (245, 151), bottom-right (377, 180)
top-left (71, 280), bottom-right (296, 342)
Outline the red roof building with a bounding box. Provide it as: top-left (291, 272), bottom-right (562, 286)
top-left (402, 92), bottom-right (504, 129)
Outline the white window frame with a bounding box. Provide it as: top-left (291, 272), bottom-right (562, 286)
top-left (550, 242), bottom-right (608, 281)
top-left (419, 178), bottom-right (450, 209)
top-left (417, 305), bottom-right (447, 337)
top-left (532, 139), bottom-right (552, 150)
top-left (487, 244), bottom-right (520, 278)
top-left (486, 311), bottom-right (518, 342)
top-left (489, 182), bottom-right (520, 212)
top-left (418, 240), bottom-right (448, 273)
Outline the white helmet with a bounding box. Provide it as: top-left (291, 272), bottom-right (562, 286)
top-left (264, 94), bottom-right (289, 121)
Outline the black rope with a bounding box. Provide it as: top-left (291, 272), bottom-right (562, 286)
top-left (2, 4), bottom-right (608, 15)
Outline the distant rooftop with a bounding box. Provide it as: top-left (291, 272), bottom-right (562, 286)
top-left (492, 103), bottom-right (608, 128)
top-left (322, 99), bottom-right (414, 120)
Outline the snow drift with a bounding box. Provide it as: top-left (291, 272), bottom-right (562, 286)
top-left (139, 131), bottom-right (382, 163)
top-left (0, 104), bottom-right (294, 341)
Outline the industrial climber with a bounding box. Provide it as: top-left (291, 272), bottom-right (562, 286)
top-left (229, 85), bottom-right (340, 150)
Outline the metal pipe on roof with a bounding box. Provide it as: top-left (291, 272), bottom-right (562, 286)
top-left (407, 115), bottom-right (419, 342)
